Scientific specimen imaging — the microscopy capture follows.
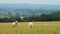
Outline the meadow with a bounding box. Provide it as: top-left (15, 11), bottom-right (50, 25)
top-left (0, 21), bottom-right (60, 34)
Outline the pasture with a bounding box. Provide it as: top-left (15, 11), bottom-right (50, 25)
top-left (0, 21), bottom-right (60, 34)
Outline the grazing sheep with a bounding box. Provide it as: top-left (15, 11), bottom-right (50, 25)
top-left (28, 22), bottom-right (33, 28)
top-left (12, 22), bottom-right (16, 27)
top-left (12, 21), bottom-right (18, 27)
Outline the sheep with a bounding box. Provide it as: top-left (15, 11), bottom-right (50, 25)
top-left (12, 22), bottom-right (16, 27)
top-left (12, 21), bottom-right (18, 27)
top-left (28, 22), bottom-right (33, 28)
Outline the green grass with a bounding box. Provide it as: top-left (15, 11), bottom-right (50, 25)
top-left (0, 21), bottom-right (60, 34)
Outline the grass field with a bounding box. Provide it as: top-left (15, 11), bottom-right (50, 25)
top-left (0, 21), bottom-right (60, 34)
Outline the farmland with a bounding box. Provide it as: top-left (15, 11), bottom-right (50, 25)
top-left (0, 21), bottom-right (60, 34)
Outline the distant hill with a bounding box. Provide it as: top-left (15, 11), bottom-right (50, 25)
top-left (0, 4), bottom-right (60, 17)
top-left (0, 4), bottom-right (60, 10)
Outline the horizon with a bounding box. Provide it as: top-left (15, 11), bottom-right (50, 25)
top-left (0, 4), bottom-right (60, 10)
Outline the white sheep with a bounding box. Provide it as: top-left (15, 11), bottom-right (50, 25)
top-left (12, 22), bottom-right (16, 27)
top-left (28, 22), bottom-right (33, 28)
top-left (12, 21), bottom-right (18, 27)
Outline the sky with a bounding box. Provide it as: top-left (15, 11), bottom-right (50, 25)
top-left (0, 0), bottom-right (60, 5)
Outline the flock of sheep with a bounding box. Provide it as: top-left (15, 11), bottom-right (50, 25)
top-left (12, 21), bottom-right (33, 28)
top-left (12, 16), bottom-right (33, 28)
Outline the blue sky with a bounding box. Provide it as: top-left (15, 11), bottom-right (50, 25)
top-left (0, 0), bottom-right (60, 5)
